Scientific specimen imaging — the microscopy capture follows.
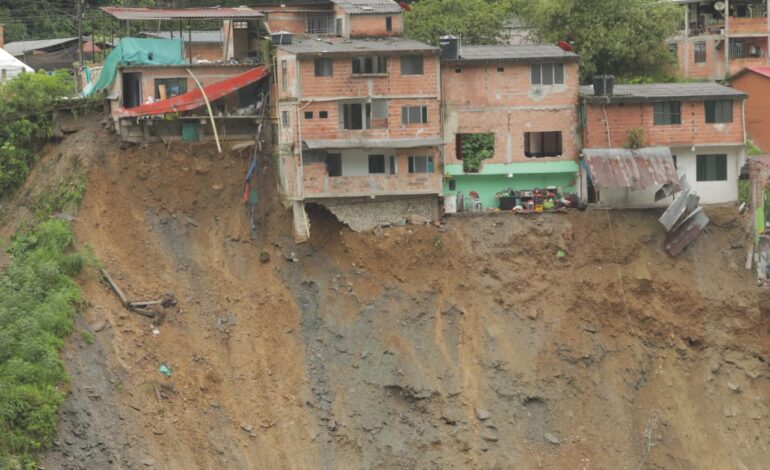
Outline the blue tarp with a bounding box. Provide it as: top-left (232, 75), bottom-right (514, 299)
top-left (82, 38), bottom-right (185, 96)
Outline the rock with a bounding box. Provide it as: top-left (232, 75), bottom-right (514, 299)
top-left (259, 250), bottom-right (270, 263)
top-left (723, 405), bottom-right (738, 418)
top-left (544, 432), bottom-right (561, 445)
top-left (582, 324), bottom-right (597, 333)
top-left (141, 457), bottom-right (156, 467)
top-left (475, 408), bottom-right (492, 421)
top-left (91, 320), bottom-right (107, 332)
top-left (481, 430), bottom-right (498, 442)
top-left (211, 184), bottom-right (223, 191)
top-left (241, 424), bottom-right (254, 433)
top-left (528, 309), bottom-right (541, 320)
top-left (727, 381), bottom-right (740, 392)
top-left (407, 214), bottom-right (431, 225)
top-left (373, 226), bottom-right (385, 237)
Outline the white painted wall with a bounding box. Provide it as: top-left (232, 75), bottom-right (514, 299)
top-left (339, 148), bottom-right (396, 176)
top-left (592, 144), bottom-right (745, 207)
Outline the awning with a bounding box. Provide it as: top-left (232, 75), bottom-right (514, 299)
top-left (303, 137), bottom-right (443, 150)
top-left (444, 160), bottom-right (579, 176)
top-left (582, 147), bottom-right (678, 191)
top-left (117, 66), bottom-right (270, 118)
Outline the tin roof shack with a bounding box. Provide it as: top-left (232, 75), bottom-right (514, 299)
top-left (96, 8), bottom-right (271, 145)
top-left (441, 42), bottom-right (581, 210)
top-left (139, 31), bottom-right (225, 62)
top-left (580, 82), bottom-right (747, 206)
top-left (3, 37), bottom-right (104, 72)
top-left (275, 36), bottom-right (442, 237)
top-left (667, 0), bottom-right (770, 81)
top-left (260, 0), bottom-right (402, 38)
top-left (730, 66), bottom-right (770, 153)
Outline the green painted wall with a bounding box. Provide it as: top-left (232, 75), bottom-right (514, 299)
top-left (444, 172), bottom-right (577, 209)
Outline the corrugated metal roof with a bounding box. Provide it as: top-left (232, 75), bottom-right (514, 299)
top-left (304, 137), bottom-right (442, 149)
top-left (101, 7), bottom-right (264, 20)
top-left (4, 37), bottom-right (79, 56)
top-left (580, 83), bottom-right (747, 103)
top-left (582, 147), bottom-right (679, 191)
top-left (732, 65), bottom-right (770, 80)
top-left (139, 31), bottom-right (223, 43)
top-left (332, 0), bottom-right (402, 15)
top-left (446, 44), bottom-right (578, 63)
top-left (278, 37), bottom-right (436, 55)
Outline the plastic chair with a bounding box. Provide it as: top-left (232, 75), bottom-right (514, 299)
top-left (468, 191), bottom-right (483, 212)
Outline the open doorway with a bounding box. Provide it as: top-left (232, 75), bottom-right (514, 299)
top-left (122, 72), bottom-right (142, 108)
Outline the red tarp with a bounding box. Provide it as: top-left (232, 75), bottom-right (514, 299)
top-left (117, 65), bottom-right (269, 118)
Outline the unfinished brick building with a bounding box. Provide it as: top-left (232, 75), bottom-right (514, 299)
top-left (668, 0), bottom-right (770, 81)
top-left (261, 0), bottom-right (402, 38)
top-left (580, 82), bottom-right (747, 205)
top-left (440, 42), bottom-right (581, 209)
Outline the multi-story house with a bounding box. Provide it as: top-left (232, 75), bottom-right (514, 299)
top-left (669, 0), bottom-right (770, 81)
top-left (580, 82), bottom-right (747, 206)
top-left (261, 0), bottom-right (402, 38)
top-left (440, 41), bottom-right (581, 209)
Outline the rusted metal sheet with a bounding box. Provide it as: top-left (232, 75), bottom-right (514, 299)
top-left (659, 189), bottom-right (701, 232)
top-left (665, 208), bottom-right (709, 256)
top-left (102, 7), bottom-right (264, 20)
top-left (582, 147), bottom-right (679, 191)
top-left (117, 66), bottom-right (269, 118)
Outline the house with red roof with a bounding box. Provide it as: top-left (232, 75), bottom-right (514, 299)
top-left (731, 66), bottom-right (770, 153)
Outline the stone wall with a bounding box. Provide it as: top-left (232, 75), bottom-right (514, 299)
top-left (318, 195), bottom-right (439, 231)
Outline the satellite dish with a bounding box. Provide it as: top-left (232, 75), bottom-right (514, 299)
top-left (714, 1), bottom-right (726, 11)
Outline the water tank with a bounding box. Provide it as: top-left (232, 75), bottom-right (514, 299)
top-left (271, 31), bottom-right (293, 46)
top-left (593, 75), bottom-right (615, 96)
top-left (439, 35), bottom-right (459, 60)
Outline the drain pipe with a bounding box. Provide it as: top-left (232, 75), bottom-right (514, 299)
top-left (186, 68), bottom-right (222, 153)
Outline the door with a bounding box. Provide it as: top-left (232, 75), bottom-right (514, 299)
top-left (122, 72), bottom-right (142, 108)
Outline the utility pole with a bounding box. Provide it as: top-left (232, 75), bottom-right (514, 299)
top-left (76, 0), bottom-right (83, 66)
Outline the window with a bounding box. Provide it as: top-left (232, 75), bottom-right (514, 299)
top-left (531, 63), bottom-right (564, 85)
top-left (335, 18), bottom-right (343, 36)
top-left (281, 111), bottom-right (290, 127)
top-left (705, 99), bottom-right (732, 123)
top-left (281, 60), bottom-right (287, 91)
top-left (352, 56), bottom-right (387, 75)
top-left (696, 154), bottom-right (727, 181)
top-left (497, 67), bottom-right (504, 72)
top-left (400, 55), bottom-right (423, 75)
top-left (669, 43), bottom-right (678, 61)
top-left (304, 111), bottom-right (313, 119)
top-left (455, 68), bottom-right (462, 73)
top-left (386, 16), bottom-right (392, 32)
top-left (233, 21), bottom-right (248, 29)
top-left (314, 58), bottom-right (333, 77)
top-left (456, 133), bottom-right (494, 173)
top-left (401, 106), bottom-right (428, 125)
top-left (371, 99), bottom-right (388, 128)
top-left (307, 12), bottom-right (334, 34)
top-left (694, 42), bottom-right (706, 63)
top-left (408, 156), bottom-right (434, 173)
top-left (389, 155), bottom-right (396, 174)
top-left (524, 132), bottom-right (563, 158)
top-left (327, 153), bottom-right (342, 177)
top-left (368, 154), bottom-right (386, 174)
top-left (154, 78), bottom-right (187, 99)
top-left (340, 102), bottom-right (369, 129)
top-left (653, 101), bottom-right (681, 125)
top-left (319, 111), bottom-right (328, 119)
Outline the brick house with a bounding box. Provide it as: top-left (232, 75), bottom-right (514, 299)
top-left (580, 82), bottom-right (747, 205)
top-left (138, 31), bottom-right (225, 63)
top-left (261, 0), bottom-right (402, 38)
top-left (441, 43), bottom-right (581, 209)
top-left (275, 35), bottom-right (441, 236)
top-left (730, 66), bottom-right (770, 153)
top-left (668, 0), bottom-right (770, 81)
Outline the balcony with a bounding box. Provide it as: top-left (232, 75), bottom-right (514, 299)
top-left (729, 16), bottom-right (768, 35)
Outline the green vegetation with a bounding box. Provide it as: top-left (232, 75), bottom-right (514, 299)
top-left (0, 71), bottom-right (73, 198)
top-left (512, 0), bottom-right (681, 82)
top-left (747, 140), bottom-right (765, 157)
top-left (404, 0), bottom-right (510, 45)
top-left (460, 133), bottom-right (495, 173)
top-left (624, 129), bottom-right (644, 149)
top-left (0, 219), bottom-right (86, 469)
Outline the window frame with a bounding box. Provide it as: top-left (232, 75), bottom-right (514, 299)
top-left (704, 99), bottom-right (732, 124)
top-left (339, 102), bottom-right (371, 130)
top-left (696, 154), bottom-right (728, 182)
top-left (314, 58), bottom-right (333, 77)
top-left (694, 42), bottom-right (706, 63)
top-left (352, 56), bottom-right (387, 75)
top-left (653, 101), bottom-right (682, 125)
top-left (524, 131), bottom-right (563, 158)
top-left (530, 63), bottom-right (565, 86)
top-left (326, 153), bottom-right (342, 177)
top-left (368, 154), bottom-right (386, 174)
top-left (154, 78), bottom-right (187, 99)
top-left (408, 155), bottom-right (435, 174)
top-left (401, 105), bottom-right (428, 125)
top-left (385, 16), bottom-right (393, 32)
top-left (400, 55), bottom-right (424, 76)
top-left (281, 110), bottom-right (290, 128)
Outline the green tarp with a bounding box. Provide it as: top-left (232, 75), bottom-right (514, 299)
top-left (82, 38), bottom-right (185, 96)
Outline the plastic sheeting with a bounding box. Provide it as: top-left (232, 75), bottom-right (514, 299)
top-left (82, 38), bottom-right (185, 96)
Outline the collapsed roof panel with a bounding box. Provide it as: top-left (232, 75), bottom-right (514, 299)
top-left (581, 147), bottom-right (679, 191)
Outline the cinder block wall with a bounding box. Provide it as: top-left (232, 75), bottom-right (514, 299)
top-left (319, 195), bottom-right (439, 231)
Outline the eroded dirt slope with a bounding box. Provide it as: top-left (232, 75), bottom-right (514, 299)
top-left (23, 126), bottom-right (769, 470)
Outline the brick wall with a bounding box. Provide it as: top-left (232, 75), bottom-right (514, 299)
top-left (732, 72), bottom-right (770, 153)
top-left (730, 17), bottom-right (768, 35)
top-left (442, 61), bottom-right (580, 164)
top-left (673, 35), bottom-right (770, 81)
top-left (583, 100), bottom-right (745, 148)
top-left (265, 11), bottom-right (310, 34)
top-left (349, 14), bottom-right (402, 37)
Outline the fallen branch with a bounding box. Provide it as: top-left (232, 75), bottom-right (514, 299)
top-left (101, 268), bottom-right (176, 319)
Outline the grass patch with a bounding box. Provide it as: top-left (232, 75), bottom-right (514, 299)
top-left (0, 219), bottom-right (86, 469)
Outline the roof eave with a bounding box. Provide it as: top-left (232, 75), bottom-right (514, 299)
top-left (443, 55), bottom-right (578, 65)
top-left (580, 94), bottom-right (748, 104)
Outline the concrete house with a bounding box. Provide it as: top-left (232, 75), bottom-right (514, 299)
top-left (580, 82), bottom-right (747, 205)
top-left (668, 0), bottom-right (770, 81)
top-left (275, 35), bottom-right (442, 237)
top-left (440, 42), bottom-right (581, 210)
top-left (730, 66), bottom-right (770, 153)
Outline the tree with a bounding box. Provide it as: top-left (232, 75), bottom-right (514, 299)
top-left (404, 0), bottom-right (510, 45)
top-left (514, 0), bottom-right (681, 82)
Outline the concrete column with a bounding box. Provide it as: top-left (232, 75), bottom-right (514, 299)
top-left (725, 0), bottom-right (730, 78)
top-left (684, 6), bottom-right (690, 78)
